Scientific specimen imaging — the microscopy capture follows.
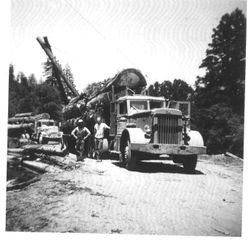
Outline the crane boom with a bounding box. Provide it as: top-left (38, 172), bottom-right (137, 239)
top-left (36, 36), bottom-right (79, 98)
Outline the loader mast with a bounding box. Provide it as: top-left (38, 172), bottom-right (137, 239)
top-left (36, 36), bottom-right (79, 104)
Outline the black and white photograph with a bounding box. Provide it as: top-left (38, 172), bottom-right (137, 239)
top-left (3, 0), bottom-right (247, 237)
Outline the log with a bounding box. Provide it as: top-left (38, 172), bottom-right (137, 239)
top-left (8, 123), bottom-right (34, 138)
top-left (7, 155), bottom-right (23, 165)
top-left (14, 112), bottom-right (34, 118)
top-left (37, 36), bottom-right (79, 97)
top-left (22, 160), bottom-right (60, 173)
top-left (7, 176), bottom-right (41, 191)
top-left (94, 68), bottom-right (147, 96)
top-left (8, 148), bottom-right (25, 154)
top-left (225, 152), bottom-right (243, 161)
top-left (86, 92), bottom-right (111, 108)
top-left (23, 144), bottom-right (67, 156)
top-left (8, 113), bottom-right (50, 124)
top-left (8, 123), bottom-right (34, 130)
top-left (32, 154), bottom-right (67, 168)
top-left (62, 68), bottom-right (147, 120)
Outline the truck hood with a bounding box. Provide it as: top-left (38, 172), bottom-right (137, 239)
top-left (127, 108), bottom-right (182, 118)
top-left (40, 126), bottom-right (59, 134)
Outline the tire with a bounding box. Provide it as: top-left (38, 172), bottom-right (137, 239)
top-left (120, 138), bottom-right (137, 171)
top-left (102, 138), bottom-right (109, 153)
top-left (41, 138), bottom-right (48, 144)
top-left (172, 155), bottom-right (183, 163)
top-left (182, 155), bottom-right (197, 173)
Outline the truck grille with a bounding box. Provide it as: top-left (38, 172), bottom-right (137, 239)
top-left (156, 116), bottom-right (182, 144)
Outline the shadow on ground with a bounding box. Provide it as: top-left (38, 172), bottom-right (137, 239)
top-left (113, 161), bottom-right (204, 175)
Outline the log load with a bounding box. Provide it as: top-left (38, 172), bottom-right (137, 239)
top-left (14, 112), bottom-right (34, 118)
top-left (62, 68), bottom-right (147, 120)
top-left (8, 123), bottom-right (34, 130)
top-left (98, 68), bottom-right (147, 94)
top-left (8, 123), bottom-right (34, 138)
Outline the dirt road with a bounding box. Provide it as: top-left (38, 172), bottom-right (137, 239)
top-left (6, 154), bottom-right (243, 236)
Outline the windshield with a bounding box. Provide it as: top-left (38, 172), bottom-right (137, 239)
top-left (119, 102), bottom-right (127, 114)
top-left (130, 100), bottom-right (148, 111)
top-left (150, 101), bottom-right (164, 109)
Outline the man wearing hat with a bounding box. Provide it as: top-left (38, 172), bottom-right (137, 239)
top-left (71, 119), bottom-right (91, 161)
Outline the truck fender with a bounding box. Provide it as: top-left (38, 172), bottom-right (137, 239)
top-left (121, 128), bottom-right (149, 145)
top-left (188, 130), bottom-right (204, 147)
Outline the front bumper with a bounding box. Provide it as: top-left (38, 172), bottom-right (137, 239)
top-left (130, 143), bottom-right (206, 155)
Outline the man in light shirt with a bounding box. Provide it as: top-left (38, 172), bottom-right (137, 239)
top-left (94, 115), bottom-right (110, 162)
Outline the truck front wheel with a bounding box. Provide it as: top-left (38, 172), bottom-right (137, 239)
top-left (41, 138), bottom-right (48, 144)
top-left (120, 138), bottom-right (137, 171)
top-left (182, 155), bottom-right (197, 173)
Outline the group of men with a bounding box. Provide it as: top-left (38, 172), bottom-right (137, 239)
top-left (71, 113), bottom-right (110, 162)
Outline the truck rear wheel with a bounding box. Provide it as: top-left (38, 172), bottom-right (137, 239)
top-left (182, 155), bottom-right (197, 173)
top-left (120, 138), bottom-right (137, 171)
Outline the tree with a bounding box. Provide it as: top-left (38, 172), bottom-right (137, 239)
top-left (8, 64), bottom-right (19, 117)
top-left (148, 81), bottom-right (161, 97)
top-left (43, 58), bottom-right (58, 87)
top-left (83, 79), bottom-right (109, 99)
top-left (148, 79), bottom-right (193, 101)
top-left (43, 59), bottom-right (77, 104)
top-left (18, 93), bottom-right (38, 113)
top-left (35, 83), bottom-right (63, 120)
top-left (159, 80), bottom-right (173, 99)
top-left (28, 73), bottom-right (37, 86)
top-left (195, 8), bottom-right (246, 114)
top-left (194, 9), bottom-right (246, 157)
top-left (172, 79), bottom-right (194, 101)
top-left (62, 64), bottom-right (77, 100)
top-left (9, 64), bottom-right (15, 87)
top-left (8, 64), bottom-right (63, 121)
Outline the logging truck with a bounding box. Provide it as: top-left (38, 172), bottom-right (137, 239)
top-left (107, 88), bottom-right (206, 172)
top-left (33, 119), bottom-right (63, 144)
top-left (37, 36), bottom-right (206, 172)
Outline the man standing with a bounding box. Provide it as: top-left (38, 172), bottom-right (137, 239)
top-left (71, 119), bottom-right (91, 162)
top-left (85, 109), bottom-right (96, 158)
top-left (94, 116), bottom-right (110, 162)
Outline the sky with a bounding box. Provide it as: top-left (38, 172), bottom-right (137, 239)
top-left (10, 0), bottom-right (247, 92)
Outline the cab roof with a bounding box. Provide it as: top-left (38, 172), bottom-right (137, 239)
top-left (117, 95), bottom-right (165, 102)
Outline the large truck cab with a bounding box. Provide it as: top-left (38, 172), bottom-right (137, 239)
top-left (109, 93), bottom-right (206, 172)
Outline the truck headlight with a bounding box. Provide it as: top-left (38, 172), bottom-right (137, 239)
top-left (144, 124), bottom-right (151, 133)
